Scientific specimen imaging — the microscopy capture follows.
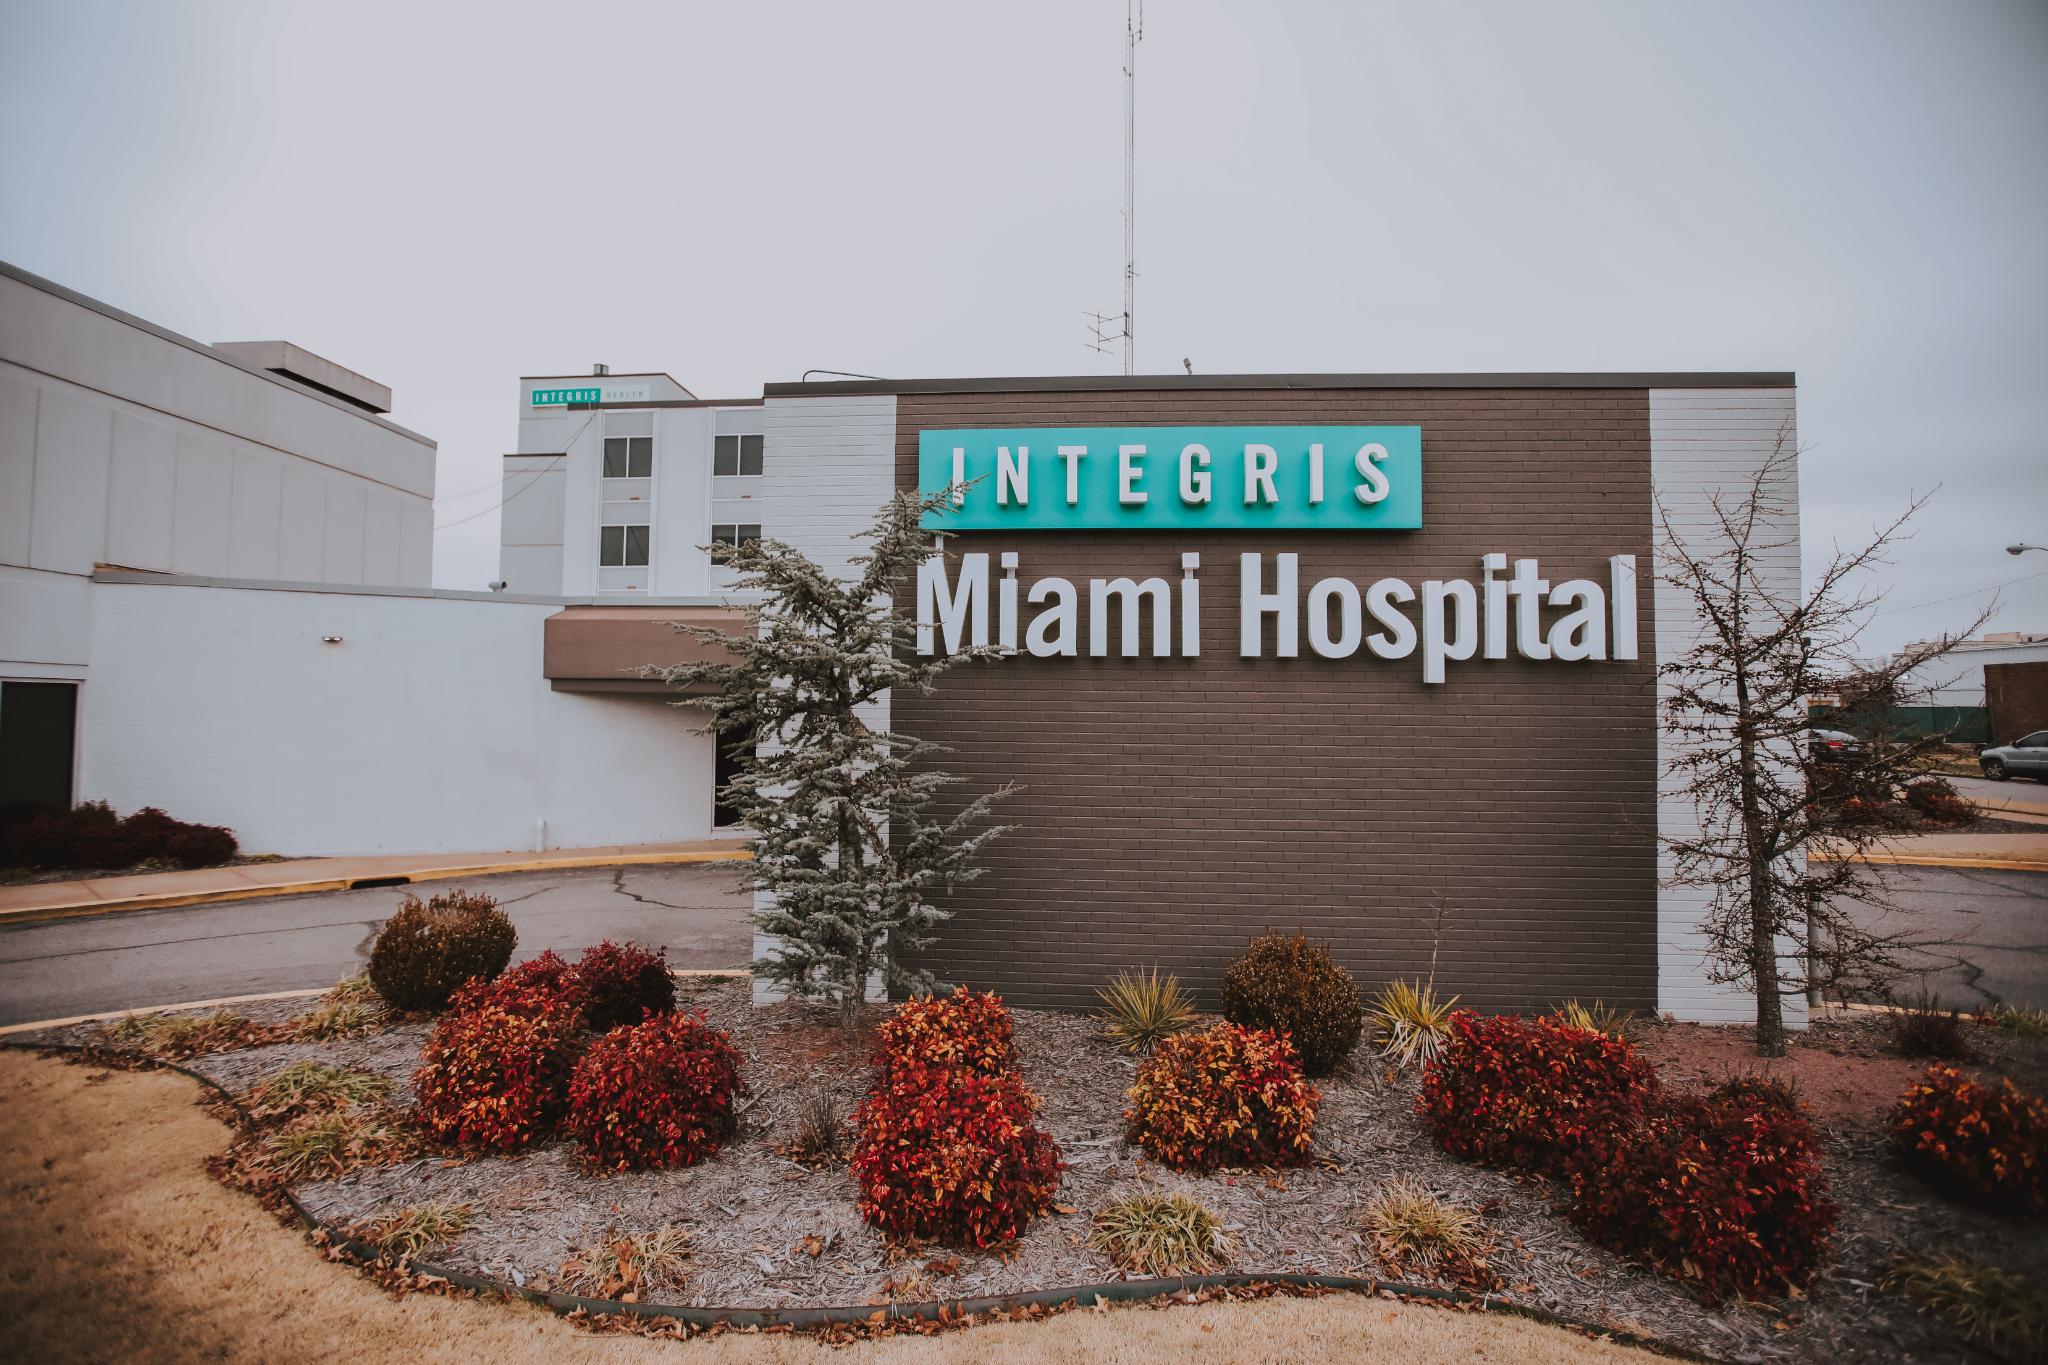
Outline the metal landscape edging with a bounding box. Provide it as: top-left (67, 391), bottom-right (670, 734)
top-left (2, 1037), bottom-right (1716, 1362)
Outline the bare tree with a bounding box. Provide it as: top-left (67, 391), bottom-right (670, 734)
top-left (1658, 435), bottom-right (1989, 1056)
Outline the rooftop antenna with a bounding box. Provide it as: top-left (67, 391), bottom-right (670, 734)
top-left (1085, 1), bottom-right (1142, 374)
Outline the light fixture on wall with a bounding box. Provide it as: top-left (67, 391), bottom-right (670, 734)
top-left (320, 635), bottom-right (343, 644)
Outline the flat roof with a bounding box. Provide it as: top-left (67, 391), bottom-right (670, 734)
top-left (762, 371), bottom-right (1796, 398)
top-left (0, 259), bottom-right (436, 447)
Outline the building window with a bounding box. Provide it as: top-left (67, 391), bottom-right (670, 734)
top-left (599, 524), bottom-right (650, 566)
top-left (714, 434), bottom-right (764, 476)
top-left (603, 436), bottom-right (652, 478)
top-left (712, 523), bottom-right (762, 549)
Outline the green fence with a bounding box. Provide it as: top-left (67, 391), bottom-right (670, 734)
top-left (1810, 704), bottom-right (1989, 745)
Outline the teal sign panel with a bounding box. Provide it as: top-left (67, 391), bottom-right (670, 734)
top-left (917, 426), bottom-right (1422, 531)
top-left (531, 386), bottom-right (602, 406)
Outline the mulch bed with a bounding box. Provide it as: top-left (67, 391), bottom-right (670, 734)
top-left (19, 984), bottom-right (2048, 1364)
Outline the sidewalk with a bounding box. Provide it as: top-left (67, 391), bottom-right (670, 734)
top-left (1822, 828), bottom-right (2048, 872)
top-left (0, 837), bottom-right (752, 926)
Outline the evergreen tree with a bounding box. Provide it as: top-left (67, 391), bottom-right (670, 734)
top-left (652, 490), bottom-right (1013, 1025)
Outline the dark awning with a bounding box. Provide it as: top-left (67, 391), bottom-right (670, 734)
top-left (543, 605), bottom-right (747, 694)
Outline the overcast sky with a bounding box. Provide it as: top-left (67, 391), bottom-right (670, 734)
top-left (2, 0), bottom-right (2042, 653)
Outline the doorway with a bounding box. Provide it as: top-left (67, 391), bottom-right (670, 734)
top-left (0, 681), bottom-right (79, 824)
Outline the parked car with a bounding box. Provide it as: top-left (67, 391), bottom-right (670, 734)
top-left (1811, 728), bottom-right (1865, 764)
top-left (1980, 730), bottom-right (2048, 781)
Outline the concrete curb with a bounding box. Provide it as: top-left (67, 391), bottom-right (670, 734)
top-left (1817, 852), bottom-right (2048, 873)
top-left (0, 849), bottom-right (753, 927)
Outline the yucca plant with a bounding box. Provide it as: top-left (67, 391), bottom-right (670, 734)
top-left (361, 1202), bottom-right (472, 1262)
top-left (1361, 1176), bottom-right (1487, 1276)
top-left (1367, 979), bottom-right (1458, 1070)
top-left (1553, 998), bottom-right (1636, 1041)
top-left (1984, 1003), bottom-right (2048, 1039)
top-left (245, 1061), bottom-right (391, 1118)
top-left (1089, 1191), bottom-right (1227, 1276)
top-left (1095, 966), bottom-right (1196, 1052)
top-left (781, 1089), bottom-right (848, 1166)
top-left (1883, 1252), bottom-right (2048, 1360)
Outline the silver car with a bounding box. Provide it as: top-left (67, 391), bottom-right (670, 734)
top-left (1980, 730), bottom-right (2048, 781)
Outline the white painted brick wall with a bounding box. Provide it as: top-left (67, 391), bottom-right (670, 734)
top-left (1649, 388), bottom-right (1805, 1026)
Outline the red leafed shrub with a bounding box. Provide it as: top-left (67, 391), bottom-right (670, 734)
top-left (1124, 1022), bottom-right (1321, 1170)
top-left (874, 986), bottom-right (1018, 1078)
top-left (1890, 1065), bottom-right (2048, 1215)
top-left (565, 1011), bottom-right (744, 1170)
top-left (1565, 1087), bottom-right (1838, 1299)
top-left (497, 949), bottom-right (579, 999)
top-left (1417, 1010), bottom-right (1660, 1175)
top-left (3, 801), bottom-right (238, 871)
top-left (572, 940), bottom-right (676, 1032)
top-left (851, 1057), bottom-right (1063, 1246)
top-left (412, 987), bottom-right (580, 1150)
top-left (1903, 777), bottom-right (1977, 827)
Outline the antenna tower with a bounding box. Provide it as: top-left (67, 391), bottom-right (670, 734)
top-left (1085, 1), bottom-right (1142, 373)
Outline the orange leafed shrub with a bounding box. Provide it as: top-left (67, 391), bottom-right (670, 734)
top-left (411, 986), bottom-right (580, 1150)
top-left (1124, 1022), bottom-right (1320, 1170)
top-left (850, 1057), bottom-right (1062, 1247)
top-left (1890, 1065), bottom-right (2047, 1215)
top-left (873, 986), bottom-right (1018, 1078)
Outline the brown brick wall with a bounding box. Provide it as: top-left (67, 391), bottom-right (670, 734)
top-left (1986, 660), bottom-right (2048, 744)
top-left (892, 387), bottom-right (1658, 1013)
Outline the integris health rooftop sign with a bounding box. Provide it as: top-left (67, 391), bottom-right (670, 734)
top-left (915, 425), bottom-right (1639, 686)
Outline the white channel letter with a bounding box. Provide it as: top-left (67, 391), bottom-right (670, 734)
top-left (1118, 445), bottom-right (1148, 506)
top-left (997, 446), bottom-right (1028, 506)
top-left (1180, 443), bottom-right (1212, 504)
top-left (1239, 552), bottom-right (1299, 657)
top-left (915, 552), bottom-right (988, 655)
top-left (1546, 580), bottom-right (1607, 661)
top-left (1026, 577), bottom-right (1078, 657)
top-left (1364, 578), bottom-right (1418, 659)
top-left (1354, 442), bottom-right (1390, 505)
top-left (1420, 578), bottom-right (1478, 685)
top-left (1609, 555), bottom-right (1639, 660)
top-left (1090, 577), bottom-right (1173, 658)
top-left (1057, 445), bottom-right (1087, 505)
top-left (1243, 444), bottom-right (1279, 505)
top-left (950, 446), bottom-right (967, 505)
top-left (1306, 577), bottom-right (1362, 658)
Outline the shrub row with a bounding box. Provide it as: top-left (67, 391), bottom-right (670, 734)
top-left (402, 922), bottom-right (739, 1170)
top-left (1890, 1064), bottom-right (2047, 1216)
top-left (1419, 1010), bottom-right (1836, 1299)
top-left (4, 801), bottom-right (237, 871)
top-left (851, 987), bottom-right (1062, 1247)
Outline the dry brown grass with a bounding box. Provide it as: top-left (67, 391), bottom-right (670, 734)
top-left (0, 1048), bottom-right (1662, 1364)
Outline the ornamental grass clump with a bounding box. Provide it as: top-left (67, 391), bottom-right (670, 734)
top-left (1096, 967), bottom-right (1196, 1052)
top-left (780, 1089), bottom-right (848, 1166)
top-left (244, 1061), bottom-right (391, 1120)
top-left (563, 1224), bottom-right (692, 1300)
top-left (565, 1011), bottom-right (744, 1171)
top-left (851, 1057), bottom-right (1063, 1247)
top-left (1124, 1022), bottom-right (1320, 1171)
top-left (1552, 998), bottom-right (1636, 1042)
top-left (1417, 1010), bottom-right (1659, 1176)
top-left (1883, 1252), bottom-right (2048, 1360)
top-left (1219, 934), bottom-right (1363, 1076)
top-left (1367, 979), bottom-right (1460, 1071)
top-left (571, 940), bottom-right (676, 1031)
top-left (1564, 1084), bottom-right (1837, 1299)
top-left (1890, 1065), bottom-right (2047, 1215)
top-left (1360, 1177), bottom-right (1489, 1277)
top-left (411, 980), bottom-right (581, 1151)
top-left (100, 1008), bottom-right (260, 1060)
top-left (874, 985), bottom-right (1018, 1078)
top-left (1089, 1191), bottom-right (1227, 1276)
top-left (366, 889), bottom-right (516, 1011)
top-left (286, 973), bottom-right (386, 1041)
top-left (261, 1109), bottom-right (408, 1183)
top-left (1985, 1003), bottom-right (2048, 1038)
top-left (358, 1202), bottom-right (473, 1262)
top-left (1887, 987), bottom-right (1975, 1060)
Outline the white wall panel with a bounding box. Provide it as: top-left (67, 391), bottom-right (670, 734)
top-left (363, 490), bottom-right (403, 586)
top-left (278, 464), bottom-right (327, 581)
top-left (1649, 387), bottom-right (1803, 1027)
top-left (26, 389), bottom-right (110, 573)
top-left (107, 410), bottom-right (177, 570)
top-left (753, 395), bottom-right (897, 583)
top-left (171, 431), bottom-right (234, 576)
top-left (322, 482), bottom-right (367, 583)
top-left (227, 450), bottom-right (284, 578)
top-left (0, 374), bottom-right (40, 565)
top-left (79, 581), bottom-right (719, 856)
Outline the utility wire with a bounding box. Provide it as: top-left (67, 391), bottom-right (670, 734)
top-left (1870, 566), bottom-right (2048, 616)
top-left (432, 411), bottom-right (597, 530)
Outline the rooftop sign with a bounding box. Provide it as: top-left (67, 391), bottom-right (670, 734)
top-left (917, 425), bottom-right (1422, 532)
top-left (531, 382), bottom-right (653, 407)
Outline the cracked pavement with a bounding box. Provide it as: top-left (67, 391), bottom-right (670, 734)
top-left (1847, 865), bottom-right (2048, 1011)
top-left (0, 864), bottom-right (751, 1027)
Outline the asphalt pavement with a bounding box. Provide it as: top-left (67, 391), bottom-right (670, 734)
top-left (1852, 864), bottom-right (2048, 1012)
top-left (0, 863), bottom-right (751, 1027)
